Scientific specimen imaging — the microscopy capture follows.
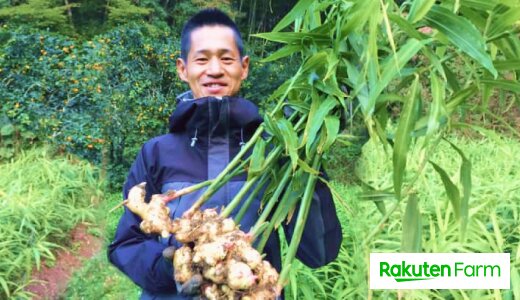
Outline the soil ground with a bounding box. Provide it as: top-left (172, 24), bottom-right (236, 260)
top-left (25, 224), bottom-right (103, 300)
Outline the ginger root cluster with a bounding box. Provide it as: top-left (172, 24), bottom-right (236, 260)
top-left (124, 183), bottom-right (280, 300)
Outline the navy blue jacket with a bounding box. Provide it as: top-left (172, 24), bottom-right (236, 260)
top-left (108, 95), bottom-right (342, 299)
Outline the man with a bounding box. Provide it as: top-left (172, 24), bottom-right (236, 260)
top-left (108, 8), bottom-right (342, 299)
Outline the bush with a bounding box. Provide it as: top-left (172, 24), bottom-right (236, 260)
top-left (0, 147), bottom-right (103, 299)
top-left (0, 23), bottom-right (299, 190)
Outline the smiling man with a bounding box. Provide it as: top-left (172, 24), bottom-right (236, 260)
top-left (108, 8), bottom-right (342, 300)
top-left (176, 22), bottom-right (249, 99)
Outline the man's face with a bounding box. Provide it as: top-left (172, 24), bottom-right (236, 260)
top-left (176, 25), bottom-right (250, 99)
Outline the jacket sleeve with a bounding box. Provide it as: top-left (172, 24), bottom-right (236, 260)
top-left (284, 171), bottom-right (343, 268)
top-left (107, 143), bottom-right (177, 293)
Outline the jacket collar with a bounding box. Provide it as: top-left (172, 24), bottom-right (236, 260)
top-left (168, 94), bottom-right (263, 137)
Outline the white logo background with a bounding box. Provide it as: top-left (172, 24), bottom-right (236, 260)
top-left (370, 253), bottom-right (510, 289)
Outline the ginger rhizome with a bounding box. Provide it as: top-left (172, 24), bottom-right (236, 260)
top-left (124, 182), bottom-right (280, 299)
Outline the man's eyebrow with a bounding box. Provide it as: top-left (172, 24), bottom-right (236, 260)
top-left (193, 48), bottom-right (235, 56)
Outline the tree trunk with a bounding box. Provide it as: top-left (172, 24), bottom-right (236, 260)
top-left (104, 0), bottom-right (110, 24)
top-left (248, 0), bottom-right (256, 41)
top-left (64, 0), bottom-right (75, 29)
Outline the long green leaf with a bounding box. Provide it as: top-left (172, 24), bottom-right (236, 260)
top-left (340, 0), bottom-right (378, 39)
top-left (460, 0), bottom-right (497, 12)
top-left (260, 45), bottom-right (301, 63)
top-left (513, 267), bottom-right (520, 300)
top-left (493, 59), bottom-right (520, 71)
top-left (0, 276), bottom-right (10, 299)
top-left (424, 5), bottom-right (498, 77)
top-left (393, 75), bottom-right (420, 199)
top-left (487, 6), bottom-right (520, 39)
top-left (318, 116), bottom-right (340, 154)
top-left (302, 96), bottom-right (336, 155)
top-left (277, 119), bottom-right (299, 171)
top-left (480, 79), bottom-right (520, 93)
top-left (248, 138), bottom-right (266, 179)
top-left (272, 0), bottom-right (315, 32)
top-left (429, 161), bottom-right (461, 219)
top-left (425, 73), bottom-right (446, 140)
top-left (253, 32), bottom-right (329, 44)
top-left (369, 38), bottom-right (425, 116)
top-left (446, 85), bottom-right (478, 113)
top-left (445, 139), bottom-right (472, 241)
top-left (407, 0), bottom-right (436, 23)
top-left (401, 194), bottom-right (422, 253)
top-left (443, 62), bottom-right (461, 92)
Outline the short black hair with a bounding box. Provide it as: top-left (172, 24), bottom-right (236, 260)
top-left (180, 8), bottom-right (245, 61)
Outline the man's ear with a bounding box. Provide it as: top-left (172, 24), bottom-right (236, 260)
top-left (176, 58), bottom-right (188, 82)
top-left (240, 55), bottom-right (250, 80)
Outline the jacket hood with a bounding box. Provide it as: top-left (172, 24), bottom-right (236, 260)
top-left (168, 96), bottom-right (263, 135)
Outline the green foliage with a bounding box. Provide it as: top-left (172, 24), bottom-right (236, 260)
top-left (0, 0), bottom-right (73, 33)
top-left (0, 114), bottom-right (37, 160)
top-left (286, 136), bottom-right (520, 299)
top-left (255, 0), bottom-right (520, 249)
top-left (0, 23), bottom-right (298, 189)
top-left (66, 251), bottom-right (141, 300)
top-left (0, 147), bottom-right (103, 299)
top-left (65, 192), bottom-right (140, 300)
top-left (0, 24), bottom-right (180, 187)
top-left (108, 0), bottom-right (151, 26)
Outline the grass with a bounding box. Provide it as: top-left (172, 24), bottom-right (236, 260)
top-left (65, 192), bottom-right (140, 300)
top-left (0, 147), bottom-right (103, 299)
top-left (286, 135), bottom-right (520, 300)
top-left (65, 135), bottom-right (520, 300)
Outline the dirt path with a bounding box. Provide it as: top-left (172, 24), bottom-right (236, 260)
top-left (25, 224), bottom-right (103, 300)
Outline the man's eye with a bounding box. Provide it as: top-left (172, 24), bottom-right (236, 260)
top-left (195, 58), bottom-right (208, 62)
top-left (222, 57), bottom-right (234, 62)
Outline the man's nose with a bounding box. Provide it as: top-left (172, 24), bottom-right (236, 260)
top-left (207, 58), bottom-right (223, 76)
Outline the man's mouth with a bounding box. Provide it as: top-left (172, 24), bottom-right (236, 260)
top-left (203, 83), bottom-right (227, 88)
top-left (203, 82), bottom-right (227, 94)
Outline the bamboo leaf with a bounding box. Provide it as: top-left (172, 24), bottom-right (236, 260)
top-left (297, 159), bottom-right (319, 175)
top-left (480, 79), bottom-right (520, 93)
top-left (493, 59), bottom-right (520, 71)
top-left (302, 95), bottom-right (336, 155)
top-left (324, 50), bottom-right (339, 81)
top-left (300, 283), bottom-right (315, 300)
top-left (393, 75), bottom-right (420, 199)
top-left (424, 5), bottom-right (498, 77)
top-left (446, 85), bottom-right (479, 113)
top-left (389, 13), bottom-right (425, 40)
top-left (340, 0), bottom-right (378, 39)
top-left (260, 45), bottom-right (301, 63)
top-left (426, 73), bottom-right (446, 140)
top-left (264, 114), bottom-right (283, 140)
top-left (253, 32), bottom-right (329, 44)
top-left (277, 119), bottom-right (299, 171)
top-left (401, 194), bottom-right (422, 253)
top-left (429, 161), bottom-right (461, 219)
top-left (494, 34), bottom-right (520, 58)
top-left (407, 0), bottom-right (436, 24)
top-left (487, 6), bottom-right (520, 39)
top-left (302, 51), bottom-right (328, 74)
top-left (513, 267), bottom-right (520, 300)
top-left (460, 0), bottom-right (497, 11)
top-left (248, 138), bottom-right (266, 179)
top-left (0, 276), bottom-right (9, 299)
top-left (272, 0), bottom-right (315, 32)
top-left (369, 38), bottom-right (425, 116)
top-left (445, 139), bottom-right (472, 241)
top-left (318, 116), bottom-right (340, 154)
top-left (443, 62), bottom-right (461, 92)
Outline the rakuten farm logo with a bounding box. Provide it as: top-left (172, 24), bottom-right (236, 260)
top-left (370, 253), bottom-right (510, 289)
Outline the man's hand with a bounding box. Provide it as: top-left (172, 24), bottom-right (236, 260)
top-left (162, 246), bottom-right (202, 297)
